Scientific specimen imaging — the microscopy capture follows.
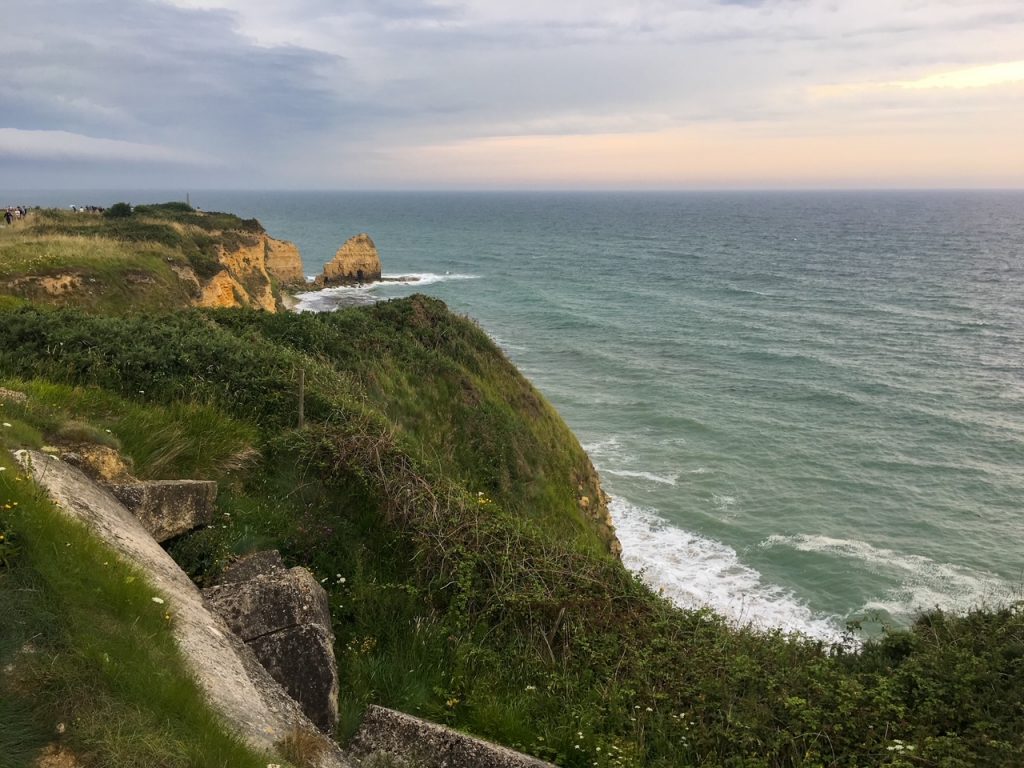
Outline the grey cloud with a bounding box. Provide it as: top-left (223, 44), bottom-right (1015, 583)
top-left (2, 0), bottom-right (1022, 187)
top-left (2, 0), bottom-right (350, 181)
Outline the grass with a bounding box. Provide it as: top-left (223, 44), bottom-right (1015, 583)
top-left (1, 379), bottom-right (259, 482)
top-left (0, 267), bottom-right (1021, 765)
top-left (0, 233), bottom-right (197, 312)
top-left (0, 449), bottom-right (288, 768)
top-left (0, 205), bottom-right (277, 312)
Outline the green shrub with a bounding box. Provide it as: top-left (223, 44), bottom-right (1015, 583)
top-left (104, 202), bottom-right (133, 219)
top-left (136, 201), bottom-right (194, 214)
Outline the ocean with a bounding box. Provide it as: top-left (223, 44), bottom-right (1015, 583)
top-left (13, 189), bottom-right (1024, 641)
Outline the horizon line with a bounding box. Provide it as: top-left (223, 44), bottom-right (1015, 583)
top-left (4, 186), bottom-right (1024, 195)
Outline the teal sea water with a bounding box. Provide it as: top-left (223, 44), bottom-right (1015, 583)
top-left (13, 190), bottom-right (1024, 639)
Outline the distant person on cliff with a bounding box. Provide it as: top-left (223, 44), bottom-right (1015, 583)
top-left (4, 209), bottom-right (12, 225)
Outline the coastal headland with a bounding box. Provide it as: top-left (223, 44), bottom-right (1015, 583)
top-left (0, 203), bottom-right (1020, 768)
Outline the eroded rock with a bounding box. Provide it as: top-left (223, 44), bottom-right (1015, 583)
top-left (34, 745), bottom-right (83, 768)
top-left (315, 234), bottom-right (381, 287)
top-left (251, 624), bottom-right (338, 733)
top-left (60, 444), bottom-right (134, 485)
top-left (266, 236), bottom-right (306, 285)
top-left (204, 563), bottom-right (331, 642)
top-left (204, 553), bottom-right (339, 733)
top-left (218, 549), bottom-right (285, 585)
top-left (0, 386), bottom-right (28, 404)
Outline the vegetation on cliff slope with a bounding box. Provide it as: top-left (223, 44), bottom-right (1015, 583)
top-left (1, 296), bottom-right (1021, 768)
top-left (1, 208), bottom-right (1021, 767)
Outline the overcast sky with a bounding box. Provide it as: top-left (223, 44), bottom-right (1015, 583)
top-left (2, 0), bottom-right (1022, 189)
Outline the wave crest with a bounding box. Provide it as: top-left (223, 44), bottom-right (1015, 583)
top-left (611, 499), bottom-right (847, 642)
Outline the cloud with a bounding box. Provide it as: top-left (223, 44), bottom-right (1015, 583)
top-left (811, 60), bottom-right (1024, 100)
top-left (0, 0), bottom-right (345, 175)
top-left (0, 129), bottom-right (217, 165)
top-left (896, 60), bottom-right (1024, 90)
top-left (1, 0), bottom-right (1023, 187)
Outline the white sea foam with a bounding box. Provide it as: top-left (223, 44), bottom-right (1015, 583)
top-left (293, 284), bottom-right (373, 312)
top-left (712, 493), bottom-right (736, 511)
top-left (605, 469), bottom-right (679, 486)
top-left (762, 534), bottom-right (1016, 620)
top-left (381, 272), bottom-right (480, 287)
top-left (611, 498), bottom-right (848, 643)
top-left (293, 272), bottom-right (480, 312)
top-left (582, 437), bottom-right (625, 462)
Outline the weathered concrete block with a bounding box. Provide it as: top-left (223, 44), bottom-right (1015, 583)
top-left (217, 550), bottom-right (285, 585)
top-left (109, 480), bottom-right (217, 542)
top-left (203, 567), bottom-right (331, 642)
top-left (250, 624), bottom-right (339, 733)
top-left (349, 706), bottom-right (556, 768)
top-left (203, 560), bottom-right (339, 733)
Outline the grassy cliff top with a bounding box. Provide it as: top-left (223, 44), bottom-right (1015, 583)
top-left (0, 203), bottom-right (267, 312)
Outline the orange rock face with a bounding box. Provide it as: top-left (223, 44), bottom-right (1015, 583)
top-left (265, 236), bottom-right (305, 285)
top-left (317, 233), bottom-right (381, 287)
top-left (195, 235), bottom-right (284, 311)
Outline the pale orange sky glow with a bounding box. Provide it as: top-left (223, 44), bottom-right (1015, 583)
top-left (393, 121), bottom-right (1024, 189)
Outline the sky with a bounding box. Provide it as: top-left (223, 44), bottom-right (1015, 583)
top-left (1, 0), bottom-right (1022, 189)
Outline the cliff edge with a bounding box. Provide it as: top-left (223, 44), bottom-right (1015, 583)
top-left (196, 233), bottom-right (305, 311)
top-left (0, 203), bottom-right (306, 313)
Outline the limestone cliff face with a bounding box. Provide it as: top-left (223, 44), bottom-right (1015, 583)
top-left (194, 233), bottom-right (303, 312)
top-left (265, 236), bottom-right (305, 285)
top-left (199, 271), bottom-right (247, 309)
top-left (315, 233), bottom-right (381, 287)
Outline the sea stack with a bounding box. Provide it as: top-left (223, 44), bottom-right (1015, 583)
top-left (315, 233), bottom-right (382, 287)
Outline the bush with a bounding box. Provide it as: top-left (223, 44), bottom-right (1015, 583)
top-left (141, 201), bottom-right (194, 214)
top-left (104, 202), bottom-right (133, 219)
